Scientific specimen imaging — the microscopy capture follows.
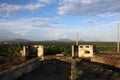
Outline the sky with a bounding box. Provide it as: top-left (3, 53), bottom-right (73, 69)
top-left (0, 0), bottom-right (120, 41)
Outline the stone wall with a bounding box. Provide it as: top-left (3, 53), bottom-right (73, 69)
top-left (44, 56), bottom-right (72, 63)
top-left (72, 45), bottom-right (94, 58)
top-left (21, 45), bottom-right (44, 58)
top-left (91, 56), bottom-right (120, 68)
top-left (78, 45), bottom-right (94, 57)
top-left (0, 56), bottom-right (72, 80)
top-left (0, 58), bottom-right (40, 80)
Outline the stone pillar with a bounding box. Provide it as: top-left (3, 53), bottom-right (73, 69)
top-left (72, 45), bottom-right (79, 58)
top-left (72, 45), bottom-right (74, 57)
top-left (90, 46), bottom-right (94, 57)
top-left (37, 45), bottom-right (44, 60)
top-left (71, 59), bottom-right (77, 80)
top-left (22, 46), bottom-right (26, 57)
top-left (37, 45), bottom-right (44, 57)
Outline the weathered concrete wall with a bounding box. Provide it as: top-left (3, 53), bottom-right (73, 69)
top-left (0, 58), bottom-right (40, 80)
top-left (91, 56), bottom-right (120, 68)
top-left (36, 45), bottom-right (44, 57)
top-left (21, 45), bottom-right (44, 58)
top-left (44, 56), bottom-right (72, 63)
top-left (72, 45), bottom-right (94, 58)
top-left (0, 56), bottom-right (72, 80)
top-left (78, 45), bottom-right (93, 57)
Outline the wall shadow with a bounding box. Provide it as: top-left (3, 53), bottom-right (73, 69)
top-left (19, 59), bottom-right (71, 80)
top-left (76, 59), bottom-right (120, 80)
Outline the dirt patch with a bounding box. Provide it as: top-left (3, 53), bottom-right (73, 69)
top-left (0, 56), bottom-right (27, 72)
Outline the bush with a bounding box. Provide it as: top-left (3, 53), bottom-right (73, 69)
top-left (0, 44), bottom-right (22, 56)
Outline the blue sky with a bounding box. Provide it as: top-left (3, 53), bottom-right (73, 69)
top-left (0, 0), bottom-right (120, 41)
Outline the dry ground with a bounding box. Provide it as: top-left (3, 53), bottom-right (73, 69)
top-left (0, 56), bottom-right (27, 72)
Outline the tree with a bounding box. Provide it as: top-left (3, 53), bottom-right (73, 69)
top-left (0, 44), bottom-right (22, 56)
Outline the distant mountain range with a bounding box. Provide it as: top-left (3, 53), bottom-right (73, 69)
top-left (48, 39), bottom-right (86, 42)
top-left (9, 38), bottom-right (74, 42)
top-left (8, 39), bottom-right (31, 42)
top-left (0, 38), bottom-right (101, 42)
top-left (55, 39), bottom-right (73, 42)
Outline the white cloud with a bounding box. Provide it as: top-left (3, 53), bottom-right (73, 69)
top-left (37, 0), bottom-right (54, 4)
top-left (0, 0), bottom-right (55, 17)
top-left (14, 30), bottom-right (29, 36)
top-left (80, 0), bottom-right (98, 4)
top-left (38, 28), bottom-right (79, 40)
top-left (53, 16), bottom-right (61, 20)
top-left (0, 21), bottom-right (32, 36)
top-left (29, 17), bottom-right (51, 22)
top-left (24, 3), bottom-right (44, 10)
top-left (0, 18), bottom-right (118, 41)
top-left (84, 20), bottom-right (96, 24)
top-left (0, 3), bottom-right (44, 17)
top-left (26, 17), bottom-right (61, 28)
top-left (58, 0), bottom-right (120, 16)
top-left (0, 17), bottom-right (63, 40)
top-left (0, 17), bottom-right (118, 41)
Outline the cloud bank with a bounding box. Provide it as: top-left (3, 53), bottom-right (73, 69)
top-left (58, 0), bottom-right (120, 16)
top-left (0, 0), bottom-right (54, 17)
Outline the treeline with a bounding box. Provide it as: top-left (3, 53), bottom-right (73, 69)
top-left (0, 42), bottom-right (118, 56)
top-left (0, 44), bottom-right (22, 56)
top-left (44, 44), bottom-right (72, 56)
top-left (27, 41), bottom-right (73, 56)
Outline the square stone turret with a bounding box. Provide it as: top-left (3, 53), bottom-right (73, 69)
top-left (21, 45), bottom-right (44, 59)
top-left (72, 45), bottom-right (94, 58)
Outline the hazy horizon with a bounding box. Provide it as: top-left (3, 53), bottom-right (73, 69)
top-left (0, 38), bottom-right (119, 42)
